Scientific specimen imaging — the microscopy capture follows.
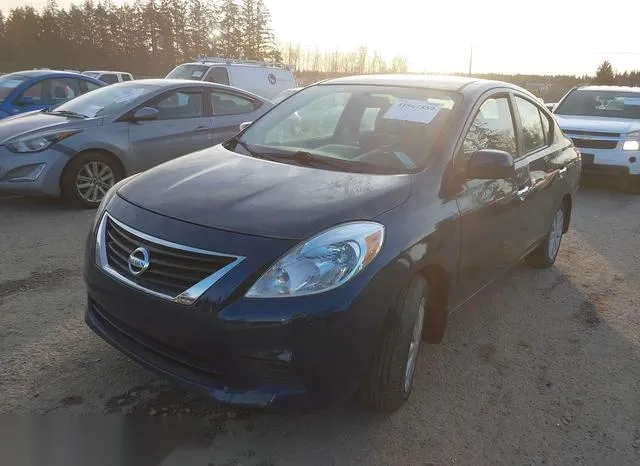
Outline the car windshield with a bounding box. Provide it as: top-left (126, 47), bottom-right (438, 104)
top-left (234, 84), bottom-right (459, 174)
top-left (555, 89), bottom-right (640, 119)
top-left (83, 72), bottom-right (100, 78)
top-left (165, 64), bottom-right (209, 80)
top-left (0, 74), bottom-right (28, 102)
top-left (51, 82), bottom-right (160, 117)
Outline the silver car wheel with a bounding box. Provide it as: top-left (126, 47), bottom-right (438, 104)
top-left (404, 297), bottom-right (426, 393)
top-left (75, 161), bottom-right (115, 204)
top-left (547, 208), bottom-right (564, 260)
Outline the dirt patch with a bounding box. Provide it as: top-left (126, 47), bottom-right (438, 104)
top-left (0, 268), bottom-right (75, 301)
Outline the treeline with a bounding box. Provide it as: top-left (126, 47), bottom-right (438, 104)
top-left (0, 0), bottom-right (281, 76)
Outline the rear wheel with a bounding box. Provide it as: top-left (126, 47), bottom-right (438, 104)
top-left (61, 152), bottom-right (122, 208)
top-left (360, 276), bottom-right (427, 412)
top-left (525, 203), bottom-right (566, 268)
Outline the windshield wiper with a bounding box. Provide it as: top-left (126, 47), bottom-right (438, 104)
top-left (255, 150), bottom-right (351, 170)
top-left (48, 110), bottom-right (88, 119)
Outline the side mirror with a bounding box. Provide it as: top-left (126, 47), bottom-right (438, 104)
top-left (239, 121), bottom-right (252, 131)
top-left (131, 107), bottom-right (159, 121)
top-left (467, 149), bottom-right (515, 180)
top-left (15, 96), bottom-right (35, 106)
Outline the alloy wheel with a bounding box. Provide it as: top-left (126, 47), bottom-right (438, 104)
top-left (75, 161), bottom-right (115, 204)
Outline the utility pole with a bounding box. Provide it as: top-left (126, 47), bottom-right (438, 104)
top-left (468, 46), bottom-right (473, 76)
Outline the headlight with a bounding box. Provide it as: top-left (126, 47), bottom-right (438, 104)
top-left (623, 130), bottom-right (640, 151)
top-left (5, 130), bottom-right (81, 153)
top-left (245, 222), bottom-right (385, 298)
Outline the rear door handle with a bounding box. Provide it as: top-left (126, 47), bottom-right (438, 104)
top-left (558, 167), bottom-right (567, 177)
top-left (193, 126), bottom-right (209, 133)
top-left (516, 185), bottom-right (531, 201)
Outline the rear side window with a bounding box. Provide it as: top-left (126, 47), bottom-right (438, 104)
top-left (121, 74), bottom-right (132, 82)
top-left (463, 96), bottom-right (517, 159)
top-left (205, 67), bottom-right (230, 85)
top-left (514, 96), bottom-right (546, 154)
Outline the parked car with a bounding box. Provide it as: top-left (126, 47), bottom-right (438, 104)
top-left (166, 57), bottom-right (296, 100)
top-left (0, 70), bottom-right (105, 119)
top-left (553, 85), bottom-right (640, 192)
top-left (84, 74), bottom-right (580, 413)
top-left (0, 79), bottom-right (272, 207)
top-left (82, 70), bottom-right (134, 85)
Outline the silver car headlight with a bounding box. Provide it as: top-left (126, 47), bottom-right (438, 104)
top-left (5, 130), bottom-right (82, 153)
top-left (245, 222), bottom-right (385, 298)
top-left (622, 130), bottom-right (640, 151)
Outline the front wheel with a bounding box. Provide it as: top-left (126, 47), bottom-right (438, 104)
top-left (61, 152), bottom-right (122, 208)
top-left (359, 276), bottom-right (427, 412)
top-left (525, 203), bottom-right (566, 268)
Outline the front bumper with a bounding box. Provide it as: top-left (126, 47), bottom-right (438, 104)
top-left (0, 146), bottom-right (68, 196)
top-left (575, 146), bottom-right (640, 177)
top-left (83, 195), bottom-right (399, 412)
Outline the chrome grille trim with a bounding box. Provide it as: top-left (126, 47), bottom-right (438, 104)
top-left (96, 212), bottom-right (245, 305)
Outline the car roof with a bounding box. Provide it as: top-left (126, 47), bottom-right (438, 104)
top-left (576, 85), bottom-right (640, 93)
top-left (6, 69), bottom-right (96, 79)
top-left (114, 79), bottom-right (268, 100)
top-left (318, 74), bottom-right (496, 92)
top-left (84, 70), bottom-right (131, 74)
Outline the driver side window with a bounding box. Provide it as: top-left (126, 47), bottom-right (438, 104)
top-left (462, 96), bottom-right (517, 160)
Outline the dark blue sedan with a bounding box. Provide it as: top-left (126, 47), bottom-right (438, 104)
top-left (84, 74), bottom-right (581, 413)
top-left (0, 70), bottom-right (105, 118)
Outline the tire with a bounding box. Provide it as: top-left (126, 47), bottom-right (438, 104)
top-left (525, 202), bottom-right (566, 269)
top-left (61, 152), bottom-right (122, 208)
top-left (360, 275), bottom-right (427, 412)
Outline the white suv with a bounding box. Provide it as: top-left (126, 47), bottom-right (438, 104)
top-left (553, 85), bottom-right (640, 192)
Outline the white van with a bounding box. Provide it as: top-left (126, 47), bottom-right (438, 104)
top-left (165, 57), bottom-right (296, 100)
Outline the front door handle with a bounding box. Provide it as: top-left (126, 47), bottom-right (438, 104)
top-left (558, 167), bottom-right (567, 178)
top-left (193, 126), bottom-right (209, 133)
top-left (516, 185), bottom-right (531, 201)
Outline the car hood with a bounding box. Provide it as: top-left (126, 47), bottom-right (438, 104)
top-left (555, 115), bottom-right (640, 134)
top-left (0, 112), bottom-right (102, 144)
top-left (117, 145), bottom-right (412, 240)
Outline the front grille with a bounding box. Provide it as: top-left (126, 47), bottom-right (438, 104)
top-left (570, 138), bottom-right (617, 150)
top-left (103, 216), bottom-right (237, 298)
top-left (563, 129), bottom-right (620, 138)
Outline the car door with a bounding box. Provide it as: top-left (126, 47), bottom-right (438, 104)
top-left (455, 92), bottom-right (532, 299)
top-left (128, 87), bottom-right (212, 171)
top-left (511, 93), bottom-right (569, 252)
top-left (209, 89), bottom-right (265, 144)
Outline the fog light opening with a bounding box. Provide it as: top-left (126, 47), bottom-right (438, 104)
top-left (5, 163), bottom-right (46, 182)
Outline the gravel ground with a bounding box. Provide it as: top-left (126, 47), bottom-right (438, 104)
top-left (1, 181), bottom-right (639, 465)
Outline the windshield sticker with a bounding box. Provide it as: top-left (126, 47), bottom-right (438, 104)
top-left (382, 99), bottom-right (443, 124)
top-left (2, 79), bottom-right (23, 89)
top-left (192, 70), bottom-right (204, 78)
top-left (623, 97), bottom-right (640, 106)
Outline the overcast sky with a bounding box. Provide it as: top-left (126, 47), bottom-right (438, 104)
top-left (2, 0), bottom-right (640, 75)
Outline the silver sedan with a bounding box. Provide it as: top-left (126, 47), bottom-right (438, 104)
top-left (0, 79), bottom-right (273, 207)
